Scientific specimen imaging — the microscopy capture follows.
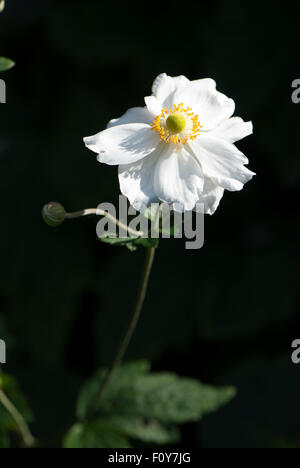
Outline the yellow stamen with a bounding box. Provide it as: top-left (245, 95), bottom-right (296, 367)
top-left (151, 102), bottom-right (203, 147)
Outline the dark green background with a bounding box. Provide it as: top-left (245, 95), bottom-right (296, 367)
top-left (1, 0), bottom-right (300, 448)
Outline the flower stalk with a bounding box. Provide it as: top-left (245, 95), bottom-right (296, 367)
top-left (65, 207), bottom-right (144, 237)
top-left (42, 202), bottom-right (144, 237)
top-left (88, 246), bottom-right (156, 415)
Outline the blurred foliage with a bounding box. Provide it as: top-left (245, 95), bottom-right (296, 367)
top-left (64, 421), bottom-right (131, 449)
top-left (0, 373), bottom-right (33, 448)
top-left (0, 0), bottom-right (299, 448)
top-left (0, 0), bottom-right (14, 72)
top-left (0, 57), bottom-right (15, 73)
top-left (64, 361), bottom-right (235, 448)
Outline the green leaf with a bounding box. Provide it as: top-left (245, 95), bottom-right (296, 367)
top-left (108, 416), bottom-right (180, 444)
top-left (0, 57), bottom-right (15, 72)
top-left (64, 421), bottom-right (131, 448)
top-left (126, 373), bottom-right (236, 424)
top-left (99, 235), bottom-right (159, 252)
top-left (129, 237), bottom-right (159, 249)
top-left (76, 361), bottom-right (236, 445)
top-left (99, 235), bottom-right (136, 246)
top-left (77, 360), bottom-right (150, 420)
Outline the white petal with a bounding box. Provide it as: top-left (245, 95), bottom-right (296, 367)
top-left (118, 149), bottom-right (161, 212)
top-left (189, 135), bottom-right (255, 192)
top-left (151, 73), bottom-right (190, 108)
top-left (196, 179), bottom-right (224, 215)
top-left (153, 145), bottom-right (204, 212)
top-left (144, 95), bottom-right (162, 116)
top-left (175, 79), bottom-right (235, 130)
top-left (107, 107), bottom-right (153, 128)
top-left (211, 117), bottom-right (253, 143)
top-left (84, 123), bottom-right (159, 165)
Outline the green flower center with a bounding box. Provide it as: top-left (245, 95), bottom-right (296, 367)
top-left (166, 114), bottom-right (186, 134)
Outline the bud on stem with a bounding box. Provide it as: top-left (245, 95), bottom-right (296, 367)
top-left (42, 202), bottom-right (66, 227)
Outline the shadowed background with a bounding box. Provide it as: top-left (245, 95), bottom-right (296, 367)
top-left (0, 0), bottom-right (300, 448)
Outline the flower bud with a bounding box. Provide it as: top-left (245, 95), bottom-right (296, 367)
top-left (0, 1), bottom-right (5, 13)
top-left (42, 202), bottom-right (66, 227)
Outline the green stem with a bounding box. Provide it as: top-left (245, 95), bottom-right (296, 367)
top-left (0, 387), bottom-right (35, 448)
top-left (91, 246), bottom-right (156, 411)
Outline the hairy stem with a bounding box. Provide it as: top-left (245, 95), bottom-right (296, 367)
top-left (65, 208), bottom-right (144, 237)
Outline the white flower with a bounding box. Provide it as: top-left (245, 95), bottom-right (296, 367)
top-left (84, 73), bottom-right (255, 214)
